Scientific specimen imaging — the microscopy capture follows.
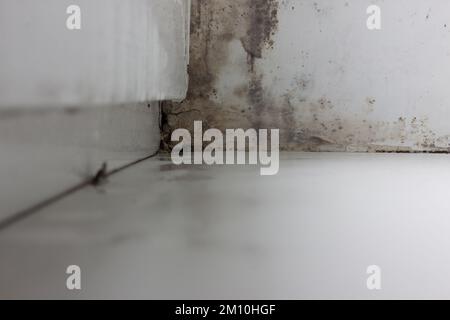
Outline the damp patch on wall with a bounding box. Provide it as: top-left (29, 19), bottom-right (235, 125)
top-left (163, 0), bottom-right (450, 153)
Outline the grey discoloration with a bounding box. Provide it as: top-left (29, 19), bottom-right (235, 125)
top-left (163, 0), bottom-right (450, 153)
top-left (162, 0), bottom-right (280, 150)
top-left (241, 0), bottom-right (279, 69)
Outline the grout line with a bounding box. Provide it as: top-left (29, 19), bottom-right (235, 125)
top-left (0, 151), bottom-right (159, 233)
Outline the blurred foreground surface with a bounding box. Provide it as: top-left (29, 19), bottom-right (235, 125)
top-left (1, 152), bottom-right (450, 299)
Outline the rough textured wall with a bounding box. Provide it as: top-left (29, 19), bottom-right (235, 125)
top-left (164, 0), bottom-right (450, 152)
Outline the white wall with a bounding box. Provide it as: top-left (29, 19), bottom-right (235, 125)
top-left (0, 0), bottom-right (190, 220)
top-left (265, 0), bottom-right (450, 151)
top-left (168, 0), bottom-right (450, 152)
top-left (0, 0), bottom-right (189, 108)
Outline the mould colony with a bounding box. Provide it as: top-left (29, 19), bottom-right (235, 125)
top-left (162, 1), bottom-right (450, 153)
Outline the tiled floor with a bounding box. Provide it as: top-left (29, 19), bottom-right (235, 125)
top-left (1, 152), bottom-right (450, 299)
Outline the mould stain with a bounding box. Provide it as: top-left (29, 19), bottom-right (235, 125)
top-left (162, 0), bottom-right (281, 150)
top-left (240, 0), bottom-right (279, 70)
top-left (161, 0), bottom-right (450, 154)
